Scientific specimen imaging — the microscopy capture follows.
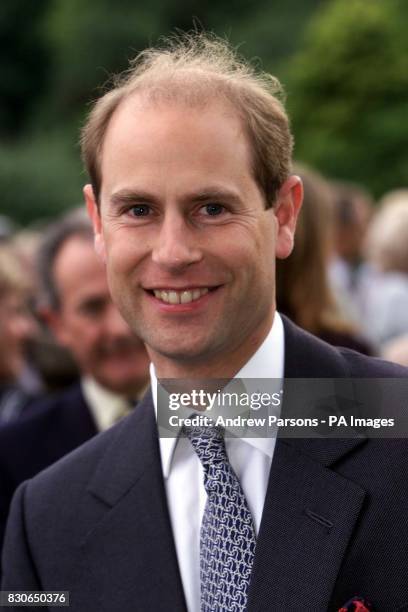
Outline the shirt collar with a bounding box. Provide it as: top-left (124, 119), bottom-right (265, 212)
top-left (81, 377), bottom-right (133, 432)
top-left (152, 312), bottom-right (285, 478)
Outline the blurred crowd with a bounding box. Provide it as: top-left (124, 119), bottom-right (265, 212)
top-left (0, 208), bottom-right (152, 560)
top-left (0, 164), bottom-right (408, 569)
top-left (0, 208), bottom-right (151, 426)
top-left (276, 165), bottom-right (408, 364)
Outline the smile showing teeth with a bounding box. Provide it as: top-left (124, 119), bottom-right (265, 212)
top-left (152, 288), bottom-right (209, 304)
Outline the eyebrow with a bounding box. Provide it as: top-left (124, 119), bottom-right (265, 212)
top-left (110, 187), bottom-right (243, 207)
top-left (189, 189), bottom-right (242, 205)
top-left (110, 190), bottom-right (157, 207)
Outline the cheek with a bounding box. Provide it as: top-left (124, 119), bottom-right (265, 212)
top-left (233, 228), bottom-right (274, 283)
top-left (63, 316), bottom-right (100, 351)
top-left (72, 332), bottom-right (103, 368)
top-left (256, 221), bottom-right (276, 273)
top-left (106, 265), bottom-right (129, 316)
top-left (106, 239), bottom-right (142, 287)
top-left (106, 243), bottom-right (149, 312)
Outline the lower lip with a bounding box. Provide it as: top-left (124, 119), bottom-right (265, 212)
top-left (145, 288), bottom-right (220, 313)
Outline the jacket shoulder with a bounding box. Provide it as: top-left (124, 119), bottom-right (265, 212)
top-left (282, 315), bottom-right (408, 378)
top-left (337, 347), bottom-right (408, 377)
top-left (0, 383), bottom-right (95, 478)
top-left (27, 414), bottom-right (125, 498)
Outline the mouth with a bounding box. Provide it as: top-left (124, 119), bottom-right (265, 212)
top-left (146, 286), bottom-right (219, 305)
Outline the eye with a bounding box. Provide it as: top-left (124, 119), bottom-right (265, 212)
top-left (200, 203), bottom-right (225, 216)
top-left (130, 204), bottom-right (151, 217)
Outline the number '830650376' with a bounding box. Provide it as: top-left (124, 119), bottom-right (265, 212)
top-left (0, 591), bottom-right (69, 607)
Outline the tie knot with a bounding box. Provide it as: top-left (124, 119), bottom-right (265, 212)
top-left (182, 424), bottom-right (227, 467)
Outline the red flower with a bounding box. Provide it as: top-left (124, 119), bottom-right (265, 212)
top-left (338, 596), bottom-right (373, 611)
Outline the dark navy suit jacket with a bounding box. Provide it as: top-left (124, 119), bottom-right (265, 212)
top-left (0, 383), bottom-right (97, 570)
top-left (2, 319), bottom-right (408, 611)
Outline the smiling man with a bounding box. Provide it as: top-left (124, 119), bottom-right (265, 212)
top-left (85, 96), bottom-right (299, 378)
top-left (2, 34), bottom-right (408, 612)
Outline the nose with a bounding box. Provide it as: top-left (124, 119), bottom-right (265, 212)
top-left (152, 212), bottom-right (203, 272)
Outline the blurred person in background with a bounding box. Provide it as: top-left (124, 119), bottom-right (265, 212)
top-left (13, 224), bottom-right (82, 393)
top-left (0, 209), bottom-right (150, 563)
top-left (276, 164), bottom-right (374, 355)
top-left (1, 223), bottom-right (77, 396)
top-left (362, 190), bottom-right (408, 350)
top-left (10, 227), bottom-right (53, 396)
top-left (382, 333), bottom-right (408, 367)
top-left (0, 217), bottom-right (17, 243)
top-left (0, 243), bottom-right (39, 425)
top-left (328, 180), bottom-right (373, 324)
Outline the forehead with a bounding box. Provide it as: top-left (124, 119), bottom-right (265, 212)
top-left (99, 94), bottom-right (255, 196)
top-left (106, 90), bottom-right (244, 139)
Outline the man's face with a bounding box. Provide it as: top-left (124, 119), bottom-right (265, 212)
top-left (86, 98), bottom-right (301, 375)
top-left (48, 236), bottom-right (149, 395)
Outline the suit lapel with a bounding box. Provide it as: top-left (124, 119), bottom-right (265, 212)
top-left (73, 392), bottom-right (187, 612)
top-left (247, 318), bottom-right (368, 611)
top-left (247, 438), bottom-right (366, 611)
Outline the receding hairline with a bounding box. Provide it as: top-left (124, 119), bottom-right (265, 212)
top-left (92, 81), bottom-right (289, 207)
top-left (101, 87), bottom-right (252, 158)
top-left (81, 34), bottom-right (293, 208)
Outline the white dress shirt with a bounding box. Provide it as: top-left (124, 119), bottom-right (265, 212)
top-left (152, 313), bottom-right (285, 612)
top-left (81, 377), bottom-right (134, 432)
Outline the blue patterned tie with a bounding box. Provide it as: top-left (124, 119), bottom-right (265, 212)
top-left (183, 425), bottom-right (256, 612)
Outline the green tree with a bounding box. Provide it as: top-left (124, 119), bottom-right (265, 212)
top-left (41, 0), bottom-right (322, 124)
top-left (42, 0), bottom-right (169, 122)
top-left (0, 0), bottom-right (51, 136)
top-left (286, 0), bottom-right (408, 196)
top-left (1, 0), bottom-right (322, 224)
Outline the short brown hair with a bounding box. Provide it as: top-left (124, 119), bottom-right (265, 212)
top-left (81, 33), bottom-right (293, 208)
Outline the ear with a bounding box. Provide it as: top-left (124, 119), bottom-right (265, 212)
top-left (84, 184), bottom-right (106, 263)
top-left (274, 175), bottom-right (303, 260)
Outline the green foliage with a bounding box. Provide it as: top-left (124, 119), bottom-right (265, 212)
top-left (222, 0), bottom-right (324, 78)
top-left (41, 0), bottom-right (321, 121)
top-left (286, 0), bottom-right (408, 196)
top-left (0, 129), bottom-right (83, 225)
top-left (0, 0), bottom-right (51, 136)
top-left (43, 0), bottom-right (168, 120)
top-left (0, 0), bottom-right (322, 224)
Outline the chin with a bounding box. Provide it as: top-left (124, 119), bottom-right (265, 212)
top-left (151, 341), bottom-right (217, 364)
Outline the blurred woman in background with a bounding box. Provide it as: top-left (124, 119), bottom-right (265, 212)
top-left (362, 190), bottom-right (408, 352)
top-left (0, 243), bottom-right (39, 424)
top-left (276, 164), bottom-right (373, 355)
